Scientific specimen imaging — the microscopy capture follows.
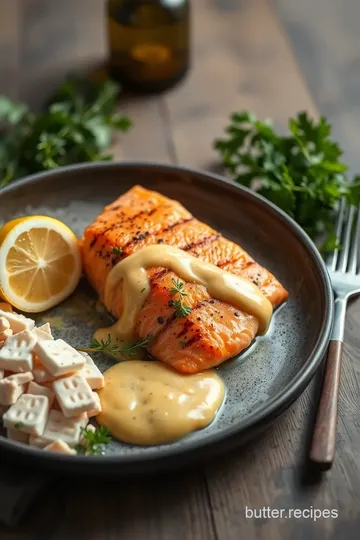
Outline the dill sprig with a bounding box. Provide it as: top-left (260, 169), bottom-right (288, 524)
top-left (75, 426), bottom-right (112, 456)
top-left (169, 278), bottom-right (192, 318)
top-left (78, 334), bottom-right (154, 359)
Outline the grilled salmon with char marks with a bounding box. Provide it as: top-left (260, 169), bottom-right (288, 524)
top-left (81, 186), bottom-right (288, 373)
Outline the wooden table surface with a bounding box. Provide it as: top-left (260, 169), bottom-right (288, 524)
top-left (1, 1), bottom-right (360, 539)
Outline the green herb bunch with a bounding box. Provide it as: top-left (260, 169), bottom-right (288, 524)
top-left (0, 79), bottom-right (132, 187)
top-left (214, 111), bottom-right (360, 249)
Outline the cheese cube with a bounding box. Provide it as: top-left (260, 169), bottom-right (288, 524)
top-left (34, 339), bottom-right (85, 376)
top-left (0, 310), bottom-right (35, 334)
top-left (28, 381), bottom-right (55, 407)
top-left (3, 394), bottom-right (49, 435)
top-left (53, 374), bottom-right (97, 417)
top-left (0, 329), bottom-right (36, 372)
top-left (39, 410), bottom-right (87, 447)
top-left (7, 428), bottom-right (29, 444)
top-left (79, 352), bottom-right (104, 389)
top-left (32, 323), bottom-right (53, 341)
top-left (0, 378), bottom-right (26, 405)
top-left (44, 439), bottom-right (77, 455)
top-left (87, 392), bottom-right (102, 417)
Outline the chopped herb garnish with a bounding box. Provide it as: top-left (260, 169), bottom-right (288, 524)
top-left (169, 278), bottom-right (192, 318)
top-left (112, 247), bottom-right (123, 255)
top-left (180, 340), bottom-right (186, 348)
top-left (173, 300), bottom-right (192, 318)
top-left (78, 334), bottom-right (154, 359)
top-left (75, 426), bottom-right (112, 456)
top-left (140, 287), bottom-right (146, 294)
top-left (14, 422), bottom-right (24, 429)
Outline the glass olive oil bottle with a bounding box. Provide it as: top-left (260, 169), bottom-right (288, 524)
top-left (107, 0), bottom-right (190, 92)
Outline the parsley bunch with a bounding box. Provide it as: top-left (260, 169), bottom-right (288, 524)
top-left (0, 79), bottom-right (132, 187)
top-left (214, 111), bottom-right (360, 249)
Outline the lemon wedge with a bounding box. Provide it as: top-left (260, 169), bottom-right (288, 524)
top-left (0, 216), bottom-right (82, 313)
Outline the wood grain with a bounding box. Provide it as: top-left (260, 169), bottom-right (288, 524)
top-left (0, 0), bottom-right (20, 100)
top-left (1, 0), bottom-right (360, 539)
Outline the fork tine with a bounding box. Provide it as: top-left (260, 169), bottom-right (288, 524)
top-left (329, 198), bottom-right (346, 271)
top-left (338, 205), bottom-right (356, 272)
top-left (349, 206), bottom-right (360, 274)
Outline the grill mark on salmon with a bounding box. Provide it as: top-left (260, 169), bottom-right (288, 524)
top-left (81, 185), bottom-right (288, 373)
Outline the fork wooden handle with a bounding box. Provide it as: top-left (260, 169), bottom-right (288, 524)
top-left (309, 340), bottom-right (343, 469)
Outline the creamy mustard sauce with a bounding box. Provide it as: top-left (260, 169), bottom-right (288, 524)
top-left (94, 244), bottom-right (272, 344)
top-left (97, 361), bottom-right (225, 445)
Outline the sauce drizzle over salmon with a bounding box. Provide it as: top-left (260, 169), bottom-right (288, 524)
top-left (81, 186), bottom-right (288, 373)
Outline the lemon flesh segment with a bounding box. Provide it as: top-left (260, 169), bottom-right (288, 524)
top-left (0, 216), bottom-right (82, 313)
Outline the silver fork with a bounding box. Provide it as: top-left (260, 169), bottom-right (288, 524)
top-left (310, 199), bottom-right (360, 469)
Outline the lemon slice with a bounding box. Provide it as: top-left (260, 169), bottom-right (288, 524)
top-left (0, 216), bottom-right (82, 313)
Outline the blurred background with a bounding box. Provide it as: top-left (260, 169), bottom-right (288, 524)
top-left (0, 0), bottom-right (359, 170)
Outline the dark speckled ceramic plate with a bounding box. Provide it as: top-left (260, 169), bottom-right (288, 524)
top-left (0, 162), bottom-right (333, 475)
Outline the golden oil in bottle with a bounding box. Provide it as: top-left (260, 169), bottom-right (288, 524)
top-left (107, 0), bottom-right (190, 92)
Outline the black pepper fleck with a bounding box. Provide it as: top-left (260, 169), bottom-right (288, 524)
top-left (157, 316), bottom-right (165, 324)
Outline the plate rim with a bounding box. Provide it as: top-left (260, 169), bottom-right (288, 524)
top-left (0, 161), bottom-right (334, 470)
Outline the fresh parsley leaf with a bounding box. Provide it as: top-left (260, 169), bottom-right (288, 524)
top-left (0, 79), bottom-right (132, 187)
top-left (214, 111), bottom-right (360, 248)
top-left (112, 246), bottom-right (123, 255)
top-left (14, 422), bottom-right (24, 429)
top-left (75, 426), bottom-right (112, 456)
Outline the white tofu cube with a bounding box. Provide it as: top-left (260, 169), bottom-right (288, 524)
top-left (44, 439), bottom-right (76, 455)
top-left (29, 435), bottom-right (49, 448)
top-left (87, 392), bottom-right (102, 418)
top-left (79, 352), bottom-right (104, 389)
top-left (7, 428), bottom-right (29, 444)
top-left (40, 410), bottom-right (87, 447)
top-left (34, 339), bottom-right (85, 376)
top-left (28, 381), bottom-right (55, 407)
top-left (53, 374), bottom-right (97, 417)
top-left (0, 317), bottom-right (10, 332)
top-left (33, 365), bottom-right (57, 384)
top-left (0, 329), bottom-right (36, 372)
top-left (0, 378), bottom-right (26, 405)
top-left (0, 310), bottom-right (35, 334)
top-left (3, 394), bottom-right (49, 435)
top-left (7, 372), bottom-right (33, 385)
top-left (32, 323), bottom-right (53, 341)
top-left (0, 317), bottom-right (13, 341)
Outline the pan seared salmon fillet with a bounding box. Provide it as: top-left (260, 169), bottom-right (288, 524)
top-left (81, 186), bottom-right (288, 373)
